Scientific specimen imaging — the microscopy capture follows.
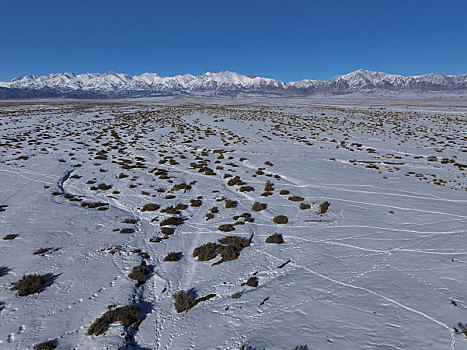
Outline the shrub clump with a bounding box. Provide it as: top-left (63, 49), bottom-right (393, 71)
top-left (141, 203), bottom-right (160, 212)
top-left (190, 199), bottom-right (202, 207)
top-left (34, 341), bottom-right (57, 350)
top-left (251, 201), bottom-right (267, 212)
top-left (218, 224), bottom-right (235, 232)
top-left (120, 228), bottom-right (135, 234)
top-left (239, 186), bottom-right (255, 192)
top-left (11, 274), bottom-right (46, 296)
top-left (241, 276), bottom-right (259, 287)
top-left (273, 215), bottom-right (288, 224)
top-left (193, 235), bottom-right (252, 265)
top-left (225, 199), bottom-right (238, 208)
top-left (172, 290), bottom-right (196, 313)
top-left (288, 196), bottom-right (304, 202)
top-left (299, 203), bottom-right (311, 210)
top-left (87, 305), bottom-right (142, 336)
top-left (164, 252), bottom-right (182, 262)
top-left (128, 263), bottom-right (150, 286)
top-left (265, 233), bottom-right (284, 244)
top-left (193, 243), bottom-right (220, 261)
top-left (279, 189), bottom-right (290, 195)
top-left (160, 216), bottom-right (184, 226)
top-left (3, 234), bottom-right (18, 240)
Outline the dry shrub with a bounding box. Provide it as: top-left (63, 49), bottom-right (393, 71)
top-left (273, 215), bottom-right (288, 224)
top-left (164, 252), bottom-right (181, 262)
top-left (218, 236), bottom-right (250, 251)
top-left (193, 243), bottom-right (219, 261)
top-left (161, 206), bottom-right (180, 214)
top-left (190, 199), bottom-right (202, 207)
top-left (128, 263), bottom-right (150, 285)
top-left (318, 201), bottom-right (330, 214)
top-left (252, 201), bottom-right (267, 212)
top-left (218, 224), bottom-right (235, 232)
top-left (33, 247), bottom-right (51, 255)
top-left (239, 186), bottom-right (255, 192)
top-left (216, 245), bottom-right (240, 262)
top-left (241, 277), bottom-right (259, 287)
top-left (141, 203), bottom-right (160, 212)
top-left (175, 203), bottom-right (188, 210)
top-left (265, 233), bottom-right (284, 244)
top-left (11, 274), bottom-right (45, 296)
top-left (288, 196), bottom-right (304, 202)
top-left (87, 305), bottom-right (142, 336)
top-left (279, 189), bottom-right (290, 195)
top-left (299, 203), bottom-right (311, 210)
top-left (149, 237), bottom-right (162, 243)
top-left (120, 228), bottom-right (134, 234)
top-left (172, 290), bottom-right (196, 313)
top-left (160, 216), bottom-right (183, 226)
top-left (3, 234), bottom-right (18, 240)
top-left (34, 340), bottom-right (57, 350)
top-left (160, 227), bottom-right (174, 235)
top-left (227, 176), bottom-right (246, 186)
top-left (225, 199), bottom-right (238, 208)
top-left (205, 213), bottom-right (214, 220)
top-left (122, 218), bottom-right (136, 224)
top-left (172, 183), bottom-right (191, 191)
top-left (96, 182), bottom-right (111, 190)
top-left (264, 161), bottom-right (274, 166)
top-left (210, 206), bottom-right (219, 213)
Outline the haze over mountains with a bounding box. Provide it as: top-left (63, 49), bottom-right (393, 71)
top-left (1, 69), bottom-right (466, 99)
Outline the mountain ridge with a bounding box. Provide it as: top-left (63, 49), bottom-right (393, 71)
top-left (1, 69), bottom-right (467, 99)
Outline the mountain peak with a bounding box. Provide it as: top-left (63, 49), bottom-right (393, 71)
top-left (1, 69), bottom-right (466, 98)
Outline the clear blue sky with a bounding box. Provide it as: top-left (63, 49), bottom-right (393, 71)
top-left (0, 0), bottom-right (466, 82)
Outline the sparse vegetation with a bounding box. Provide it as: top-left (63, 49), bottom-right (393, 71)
top-left (87, 305), bottom-right (142, 336)
top-left (273, 215), bottom-right (288, 224)
top-left (266, 233), bottom-right (284, 244)
top-left (11, 274), bottom-right (46, 296)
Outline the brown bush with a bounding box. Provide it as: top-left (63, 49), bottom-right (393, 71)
top-left (34, 341), bottom-right (57, 350)
top-left (160, 216), bottom-right (183, 226)
top-left (193, 243), bottom-right (219, 261)
top-left (160, 206), bottom-right (180, 214)
top-left (265, 233), bottom-right (284, 244)
top-left (190, 199), bottom-right (202, 207)
top-left (164, 252), bottom-right (182, 262)
top-left (216, 245), bottom-right (240, 262)
top-left (128, 263), bottom-right (150, 285)
top-left (87, 305), bottom-right (142, 336)
top-left (120, 228), bottom-right (135, 234)
top-left (33, 247), bottom-right (51, 255)
top-left (241, 277), bottom-right (259, 287)
top-left (175, 203), bottom-right (188, 210)
top-left (227, 176), bottom-right (246, 186)
top-left (279, 189), bottom-right (290, 195)
top-left (172, 290), bottom-right (196, 313)
top-left (160, 227), bottom-right (174, 235)
top-left (251, 201), bottom-right (267, 212)
top-left (11, 274), bottom-right (45, 296)
top-left (273, 215), bottom-right (288, 224)
top-left (218, 236), bottom-right (250, 251)
top-left (141, 203), bottom-right (160, 212)
top-left (299, 203), bottom-right (311, 210)
top-left (3, 234), bottom-right (18, 240)
top-left (288, 196), bottom-right (304, 202)
top-left (96, 182), bottom-right (111, 190)
top-left (225, 199), bottom-right (238, 208)
top-left (239, 186), bottom-right (255, 192)
top-left (172, 183), bottom-right (191, 191)
top-left (218, 224), bottom-right (235, 232)
top-left (210, 206), bottom-right (219, 213)
top-left (122, 218), bottom-right (136, 224)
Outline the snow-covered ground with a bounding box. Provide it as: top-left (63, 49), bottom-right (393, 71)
top-left (0, 99), bottom-right (466, 349)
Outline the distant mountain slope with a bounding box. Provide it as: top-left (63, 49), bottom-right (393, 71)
top-left (1, 69), bottom-right (466, 99)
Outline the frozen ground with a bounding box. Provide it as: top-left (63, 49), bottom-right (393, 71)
top-left (0, 99), bottom-right (466, 349)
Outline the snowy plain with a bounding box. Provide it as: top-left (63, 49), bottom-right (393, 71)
top-left (0, 98), bottom-right (466, 349)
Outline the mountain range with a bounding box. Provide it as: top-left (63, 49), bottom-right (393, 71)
top-left (1, 69), bottom-right (466, 99)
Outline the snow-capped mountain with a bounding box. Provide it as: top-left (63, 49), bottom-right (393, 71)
top-left (1, 69), bottom-right (466, 99)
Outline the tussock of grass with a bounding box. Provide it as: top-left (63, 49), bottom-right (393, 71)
top-left (87, 305), bottom-right (142, 336)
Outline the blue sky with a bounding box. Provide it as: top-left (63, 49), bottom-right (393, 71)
top-left (0, 0), bottom-right (466, 82)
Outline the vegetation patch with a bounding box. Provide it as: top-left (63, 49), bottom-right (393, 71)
top-left (273, 215), bottom-right (289, 224)
top-left (11, 274), bottom-right (46, 296)
top-left (252, 201), bottom-right (267, 212)
top-left (128, 263), bottom-right (150, 286)
top-left (265, 233), bottom-right (284, 244)
top-left (87, 305), bottom-right (142, 336)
